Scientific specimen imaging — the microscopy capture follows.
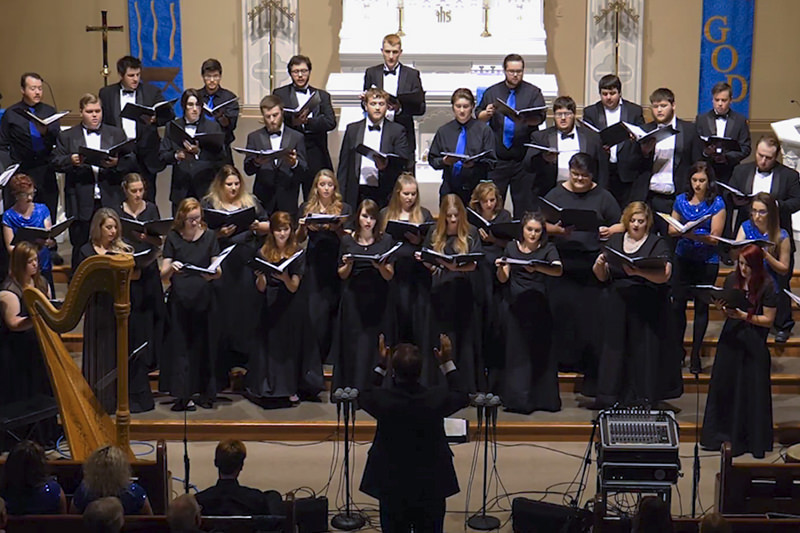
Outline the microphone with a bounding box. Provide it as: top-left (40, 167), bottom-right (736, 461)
top-left (333, 388), bottom-right (344, 421)
top-left (350, 388), bottom-right (359, 418)
top-left (488, 394), bottom-right (501, 429)
top-left (473, 393), bottom-right (486, 428)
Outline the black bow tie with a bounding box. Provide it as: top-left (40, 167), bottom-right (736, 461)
top-left (756, 170), bottom-right (771, 177)
top-left (295, 87), bottom-right (309, 94)
top-left (84, 127), bottom-right (101, 135)
top-left (715, 113), bottom-right (729, 120)
top-left (383, 68), bottom-right (397, 76)
top-left (122, 89), bottom-right (135, 95)
top-left (185, 121), bottom-right (199, 127)
top-left (560, 133), bottom-right (575, 140)
top-left (368, 124), bottom-right (381, 132)
top-left (268, 130), bottom-right (281, 137)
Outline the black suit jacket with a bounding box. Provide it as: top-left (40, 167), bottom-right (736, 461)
top-left (526, 125), bottom-right (609, 193)
top-left (359, 367), bottom-right (469, 501)
top-left (336, 119), bottom-right (410, 209)
top-left (582, 100), bottom-right (645, 186)
top-left (629, 118), bottom-right (702, 202)
top-left (99, 81), bottom-right (173, 175)
top-left (52, 124), bottom-right (135, 221)
top-left (363, 63), bottom-right (425, 154)
top-left (195, 478), bottom-right (283, 516)
top-left (158, 117), bottom-right (226, 203)
top-left (243, 126), bottom-right (307, 213)
top-left (730, 161), bottom-right (800, 247)
top-left (0, 101), bottom-right (61, 171)
top-left (695, 109), bottom-right (751, 182)
top-left (273, 84), bottom-right (336, 174)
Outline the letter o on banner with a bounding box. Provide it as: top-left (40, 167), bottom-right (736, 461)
top-left (711, 44), bottom-right (738, 73)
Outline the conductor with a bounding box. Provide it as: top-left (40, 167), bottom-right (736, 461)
top-left (359, 333), bottom-right (469, 533)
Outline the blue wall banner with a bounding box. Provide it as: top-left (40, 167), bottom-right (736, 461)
top-left (698, 0), bottom-right (754, 117)
top-left (128, 0), bottom-right (184, 115)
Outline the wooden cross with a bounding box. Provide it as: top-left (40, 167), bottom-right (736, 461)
top-left (247, 0), bottom-right (295, 92)
top-left (86, 10), bottom-right (124, 87)
top-left (594, 1), bottom-right (639, 76)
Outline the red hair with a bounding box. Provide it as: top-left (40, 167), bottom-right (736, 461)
top-left (736, 244), bottom-right (766, 308)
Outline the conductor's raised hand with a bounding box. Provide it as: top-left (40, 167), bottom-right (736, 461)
top-left (378, 333), bottom-right (391, 368)
top-left (434, 334), bottom-right (453, 364)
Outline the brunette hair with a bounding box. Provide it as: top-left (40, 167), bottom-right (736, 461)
top-left (0, 440), bottom-right (48, 493)
top-left (260, 211), bottom-right (299, 263)
top-left (214, 439), bottom-right (246, 476)
top-left (684, 161), bottom-right (718, 204)
top-left (750, 192), bottom-right (782, 254)
top-left (355, 199), bottom-right (383, 241)
top-left (9, 242), bottom-right (48, 293)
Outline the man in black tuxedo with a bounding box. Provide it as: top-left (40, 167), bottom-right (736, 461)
top-left (360, 334), bottom-right (469, 533)
top-left (99, 55), bottom-right (173, 202)
top-left (632, 87), bottom-right (702, 236)
top-left (476, 54), bottom-right (546, 217)
top-left (195, 439), bottom-right (283, 516)
top-left (582, 74), bottom-right (645, 205)
top-left (198, 58), bottom-right (239, 165)
top-left (274, 55), bottom-right (336, 201)
top-left (52, 93), bottom-right (136, 267)
top-left (159, 89), bottom-right (226, 213)
top-left (243, 94), bottom-right (307, 219)
top-left (0, 72), bottom-right (62, 223)
top-left (337, 88), bottom-right (410, 209)
top-left (526, 96), bottom-right (608, 199)
top-left (363, 33), bottom-right (425, 164)
top-left (730, 134), bottom-right (800, 342)
top-left (695, 81), bottom-right (751, 184)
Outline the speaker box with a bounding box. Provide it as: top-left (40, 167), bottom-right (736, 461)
top-left (511, 498), bottom-right (591, 533)
top-left (293, 495), bottom-right (329, 533)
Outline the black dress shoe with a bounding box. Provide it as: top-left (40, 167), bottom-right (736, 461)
top-left (195, 398), bottom-right (214, 409)
top-left (170, 399), bottom-right (196, 412)
top-left (50, 251), bottom-right (65, 266)
top-left (775, 330), bottom-right (791, 343)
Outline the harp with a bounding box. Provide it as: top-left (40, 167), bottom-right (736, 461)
top-left (22, 254), bottom-right (134, 460)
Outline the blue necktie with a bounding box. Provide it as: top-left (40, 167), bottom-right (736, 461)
top-left (29, 106), bottom-right (45, 153)
top-left (502, 89), bottom-right (515, 149)
top-left (452, 125), bottom-right (467, 184)
top-left (205, 95), bottom-right (216, 122)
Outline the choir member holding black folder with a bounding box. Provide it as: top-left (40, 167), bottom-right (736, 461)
top-left (379, 173), bottom-right (434, 349)
top-left (701, 244), bottom-right (776, 458)
top-left (198, 59), bottom-right (240, 164)
top-left (495, 212), bottom-right (562, 413)
top-left (593, 202), bottom-right (682, 408)
top-left (668, 162), bottom-right (726, 373)
top-left (331, 199), bottom-right (396, 395)
top-left (428, 88), bottom-right (495, 205)
top-left (247, 212), bottom-right (306, 407)
top-left (201, 165), bottom-right (270, 390)
top-left (160, 89), bottom-right (226, 213)
top-left (695, 82), bottom-right (751, 185)
top-left (419, 194), bottom-right (484, 392)
top-left (297, 170), bottom-right (351, 388)
top-left (116, 173), bottom-right (167, 412)
top-left (542, 152), bottom-right (622, 396)
top-left (160, 198), bottom-right (222, 412)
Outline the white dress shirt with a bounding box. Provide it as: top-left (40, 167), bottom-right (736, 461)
top-left (715, 115), bottom-right (727, 138)
top-left (359, 119), bottom-right (383, 186)
top-left (556, 127), bottom-right (580, 183)
top-left (604, 103), bottom-right (623, 163)
top-left (120, 89), bottom-right (137, 140)
top-left (382, 64), bottom-right (399, 122)
top-left (752, 170), bottom-right (773, 196)
top-left (82, 126), bottom-right (102, 199)
top-left (650, 117), bottom-right (677, 194)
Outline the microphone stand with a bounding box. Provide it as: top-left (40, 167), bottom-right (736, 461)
top-left (690, 358), bottom-right (702, 518)
top-left (331, 388), bottom-right (366, 531)
top-left (468, 393), bottom-right (501, 531)
top-left (575, 411), bottom-right (600, 509)
top-left (183, 406), bottom-right (190, 494)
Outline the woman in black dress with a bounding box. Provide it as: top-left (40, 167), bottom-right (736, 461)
top-left (419, 193), bottom-right (483, 392)
top-left (331, 199), bottom-right (395, 394)
top-left (701, 244), bottom-right (777, 458)
top-left (543, 152), bottom-right (622, 399)
top-left (593, 201), bottom-right (682, 408)
top-left (160, 198), bottom-right (222, 411)
top-left (469, 181), bottom-right (514, 388)
top-left (201, 165), bottom-right (269, 390)
top-left (379, 173), bottom-right (433, 347)
top-left (495, 212), bottom-right (562, 413)
top-left (75, 208), bottom-right (133, 414)
top-left (116, 173), bottom-right (165, 413)
top-left (297, 169), bottom-right (351, 391)
top-left (247, 211), bottom-right (305, 406)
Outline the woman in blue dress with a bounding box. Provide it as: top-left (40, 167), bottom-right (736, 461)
top-left (2, 174), bottom-right (55, 296)
top-left (69, 445), bottom-right (153, 515)
top-left (0, 440), bottom-right (65, 515)
top-left (668, 161), bottom-right (726, 372)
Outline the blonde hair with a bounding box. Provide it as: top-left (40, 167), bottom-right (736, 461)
top-left (382, 173), bottom-right (424, 231)
top-left (260, 212), bottom-right (299, 263)
top-left (89, 208), bottom-right (132, 253)
top-left (82, 445), bottom-right (132, 498)
top-left (303, 169), bottom-right (343, 216)
top-left (203, 165), bottom-right (256, 209)
top-left (620, 201), bottom-right (653, 233)
top-left (432, 194), bottom-right (470, 254)
top-left (469, 181), bottom-right (503, 216)
top-left (172, 198), bottom-right (205, 232)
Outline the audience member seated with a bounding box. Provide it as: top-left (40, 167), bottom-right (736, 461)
top-left (68, 445), bottom-right (154, 515)
top-left (632, 496), bottom-right (673, 533)
top-left (167, 494), bottom-right (202, 533)
top-left (195, 439), bottom-right (282, 516)
top-left (0, 440), bottom-right (66, 515)
top-left (83, 496), bottom-right (124, 533)
top-left (699, 512), bottom-right (731, 533)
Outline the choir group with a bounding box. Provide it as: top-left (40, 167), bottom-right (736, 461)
top-left (1, 33), bottom-right (798, 460)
